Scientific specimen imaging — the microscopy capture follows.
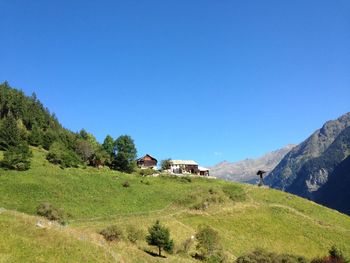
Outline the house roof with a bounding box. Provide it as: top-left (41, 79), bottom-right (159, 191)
top-left (137, 154), bottom-right (157, 162)
top-left (198, 166), bottom-right (210, 171)
top-left (170, 160), bottom-right (198, 165)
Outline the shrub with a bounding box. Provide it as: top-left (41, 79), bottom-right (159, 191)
top-left (311, 246), bottom-right (348, 263)
top-left (36, 202), bottom-right (68, 225)
top-left (126, 225), bottom-right (144, 243)
top-left (160, 158), bottom-right (171, 171)
top-left (100, 225), bottom-right (123, 242)
top-left (179, 237), bottom-right (194, 254)
top-left (236, 249), bottom-right (308, 263)
top-left (122, 181), bottom-right (130, 188)
top-left (2, 142), bottom-right (32, 171)
top-left (46, 142), bottom-right (81, 168)
top-left (195, 225), bottom-right (221, 260)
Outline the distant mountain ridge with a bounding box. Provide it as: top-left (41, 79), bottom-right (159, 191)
top-left (210, 144), bottom-right (295, 183)
top-left (265, 112), bottom-right (350, 215)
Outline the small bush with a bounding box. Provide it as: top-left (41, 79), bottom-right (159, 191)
top-left (36, 202), bottom-right (68, 225)
top-left (126, 225), bottom-right (144, 243)
top-left (236, 249), bottom-right (308, 263)
top-left (311, 246), bottom-right (348, 263)
top-left (195, 225), bottom-right (221, 260)
top-left (122, 181), bottom-right (130, 187)
top-left (100, 225), bottom-right (123, 242)
top-left (179, 237), bottom-right (194, 254)
top-left (46, 142), bottom-right (81, 168)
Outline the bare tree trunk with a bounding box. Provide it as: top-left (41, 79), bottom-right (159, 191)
top-left (158, 246), bottom-right (161, 256)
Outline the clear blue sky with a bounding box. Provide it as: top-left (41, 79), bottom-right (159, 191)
top-left (0, 1), bottom-right (349, 166)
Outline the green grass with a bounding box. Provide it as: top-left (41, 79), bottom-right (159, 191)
top-left (0, 210), bottom-right (115, 263)
top-left (0, 148), bottom-right (350, 262)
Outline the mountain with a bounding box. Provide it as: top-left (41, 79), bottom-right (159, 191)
top-left (210, 144), bottom-right (295, 183)
top-left (265, 112), bottom-right (350, 213)
top-left (266, 112), bottom-right (350, 190)
top-left (314, 155), bottom-right (350, 215)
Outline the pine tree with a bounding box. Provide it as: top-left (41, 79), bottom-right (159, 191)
top-left (102, 135), bottom-right (115, 156)
top-left (28, 124), bottom-right (43, 146)
top-left (146, 220), bottom-right (174, 257)
top-left (2, 141), bottom-right (32, 171)
top-left (0, 114), bottom-right (21, 150)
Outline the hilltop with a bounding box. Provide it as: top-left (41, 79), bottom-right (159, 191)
top-left (1, 83), bottom-right (350, 262)
top-left (0, 148), bottom-right (350, 262)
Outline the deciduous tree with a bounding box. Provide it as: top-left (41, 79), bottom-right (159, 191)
top-left (112, 135), bottom-right (137, 173)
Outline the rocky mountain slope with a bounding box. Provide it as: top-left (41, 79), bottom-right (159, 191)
top-left (210, 145), bottom-right (295, 183)
top-left (265, 112), bottom-right (350, 214)
top-left (314, 155), bottom-right (350, 215)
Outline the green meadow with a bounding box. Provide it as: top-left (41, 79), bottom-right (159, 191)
top-left (1, 148), bottom-right (350, 262)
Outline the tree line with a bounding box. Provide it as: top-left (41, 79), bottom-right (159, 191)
top-left (0, 82), bottom-right (137, 172)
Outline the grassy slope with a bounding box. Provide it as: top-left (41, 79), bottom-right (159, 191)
top-left (0, 148), bottom-right (350, 262)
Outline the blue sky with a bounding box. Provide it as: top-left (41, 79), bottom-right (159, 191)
top-left (0, 0), bottom-right (349, 166)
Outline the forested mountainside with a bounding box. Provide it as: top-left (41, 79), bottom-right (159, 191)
top-left (265, 112), bottom-right (350, 215)
top-left (210, 145), bottom-right (295, 183)
top-left (0, 81), bottom-right (95, 150)
top-left (0, 82), bottom-right (136, 172)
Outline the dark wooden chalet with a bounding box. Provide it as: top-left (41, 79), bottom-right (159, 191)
top-left (137, 154), bottom-right (158, 169)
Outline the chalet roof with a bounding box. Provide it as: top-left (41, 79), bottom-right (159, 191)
top-left (170, 160), bottom-right (198, 165)
top-left (198, 166), bottom-right (210, 171)
top-left (137, 154), bottom-right (157, 161)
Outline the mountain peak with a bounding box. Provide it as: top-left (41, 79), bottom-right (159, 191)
top-left (210, 145), bottom-right (294, 183)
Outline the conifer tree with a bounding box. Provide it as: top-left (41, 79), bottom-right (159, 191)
top-left (2, 141), bottom-right (32, 171)
top-left (0, 114), bottom-right (21, 150)
top-left (28, 124), bottom-right (43, 146)
top-left (102, 135), bottom-right (115, 156)
top-left (146, 220), bottom-right (173, 257)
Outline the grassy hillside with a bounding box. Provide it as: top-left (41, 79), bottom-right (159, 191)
top-left (1, 148), bottom-right (350, 262)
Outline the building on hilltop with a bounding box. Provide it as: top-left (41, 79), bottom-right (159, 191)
top-left (169, 160), bottom-right (199, 174)
top-left (169, 160), bottom-right (210, 177)
top-left (137, 154), bottom-right (158, 170)
top-left (198, 166), bottom-right (210, 176)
